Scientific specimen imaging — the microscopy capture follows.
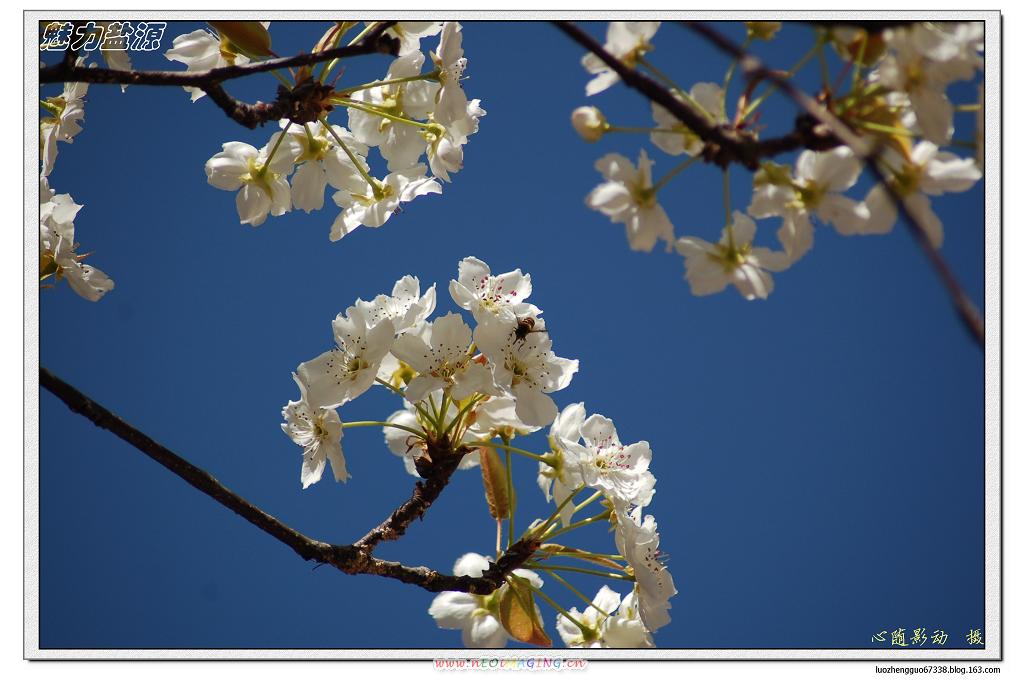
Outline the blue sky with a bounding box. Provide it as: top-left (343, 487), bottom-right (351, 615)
top-left (38, 20), bottom-right (986, 650)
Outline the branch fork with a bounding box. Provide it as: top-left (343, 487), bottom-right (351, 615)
top-left (39, 22), bottom-right (400, 130)
top-left (40, 367), bottom-right (540, 595)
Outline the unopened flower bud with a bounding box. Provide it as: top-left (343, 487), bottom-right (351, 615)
top-left (572, 106), bottom-right (608, 142)
top-left (830, 27), bottom-right (887, 66)
top-left (745, 21), bottom-right (781, 41)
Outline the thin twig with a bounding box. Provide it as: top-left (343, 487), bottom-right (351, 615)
top-left (552, 20), bottom-right (841, 169)
top-left (40, 367), bottom-right (539, 595)
top-left (355, 438), bottom-right (467, 551)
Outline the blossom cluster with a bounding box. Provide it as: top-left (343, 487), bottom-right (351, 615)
top-left (189, 21), bottom-right (484, 239)
top-left (39, 177), bottom-right (114, 301)
top-left (39, 57), bottom-right (115, 301)
top-left (280, 257), bottom-right (675, 648)
top-left (39, 60), bottom-right (87, 179)
top-left (280, 256), bottom-right (577, 486)
top-left (575, 21), bottom-right (983, 300)
top-left (426, 386), bottom-right (676, 650)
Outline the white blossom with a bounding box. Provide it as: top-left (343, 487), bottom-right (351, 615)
top-left (426, 94), bottom-right (486, 183)
top-left (538, 402), bottom-right (587, 528)
top-left (863, 142), bottom-right (982, 247)
top-left (164, 29), bottom-right (251, 101)
top-left (296, 307), bottom-right (396, 409)
top-left (204, 141), bottom-right (294, 226)
top-left (921, 22), bottom-right (985, 66)
top-left (474, 318), bottom-right (578, 428)
top-left (383, 405), bottom-right (424, 477)
top-left (650, 82), bottom-right (724, 157)
top-left (555, 586), bottom-right (621, 648)
top-left (469, 396), bottom-right (541, 440)
top-left (748, 147), bottom-right (870, 261)
top-left (39, 177), bottom-right (80, 230)
top-left (567, 414), bottom-right (655, 508)
top-left (391, 312), bottom-right (495, 403)
top-left (385, 21), bottom-right (443, 56)
top-left (41, 228), bottom-right (114, 302)
top-left (554, 585), bottom-right (654, 648)
top-left (347, 29), bottom-right (481, 182)
top-left (428, 553), bottom-right (542, 648)
top-left (40, 179), bottom-right (114, 302)
top-left (877, 23), bottom-right (983, 145)
top-left (572, 106), bottom-right (608, 142)
top-left (275, 120), bottom-right (369, 213)
top-left (449, 256), bottom-right (541, 326)
top-left (614, 504), bottom-right (676, 632)
top-left (348, 51), bottom-right (439, 171)
top-left (586, 150), bottom-right (674, 253)
top-left (425, 128), bottom-right (464, 183)
top-left (604, 590), bottom-right (656, 648)
top-left (556, 585), bottom-right (655, 648)
top-left (330, 164), bottom-right (441, 240)
top-left (582, 22), bottom-right (660, 96)
top-left (432, 22), bottom-right (470, 130)
top-left (676, 211), bottom-right (790, 300)
top-left (40, 60), bottom-right (88, 177)
top-left (355, 275), bottom-right (437, 335)
top-left (428, 23), bottom-right (485, 183)
top-left (353, 275), bottom-right (436, 383)
top-left (281, 374), bottom-right (347, 488)
top-left (446, 97), bottom-right (487, 151)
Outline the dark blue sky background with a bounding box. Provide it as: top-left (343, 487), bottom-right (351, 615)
top-left (38, 20), bottom-right (986, 650)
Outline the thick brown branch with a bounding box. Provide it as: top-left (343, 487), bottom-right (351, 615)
top-left (552, 20), bottom-right (840, 169)
top-left (202, 82), bottom-right (274, 129)
top-left (39, 366), bottom-right (337, 562)
top-left (39, 22), bottom-right (399, 130)
top-left (39, 22), bottom-right (398, 87)
top-left (39, 367), bottom-right (539, 595)
top-left (682, 21), bottom-right (985, 348)
top-left (356, 436), bottom-right (468, 551)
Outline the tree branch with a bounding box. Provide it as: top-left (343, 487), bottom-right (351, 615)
top-left (39, 22), bottom-right (400, 130)
top-left (39, 367), bottom-right (538, 595)
top-left (40, 22), bottom-right (398, 87)
top-left (552, 20), bottom-right (841, 169)
top-left (682, 21), bottom-right (984, 348)
top-left (356, 436), bottom-right (468, 551)
top-left (556, 18), bottom-right (983, 346)
top-left (803, 21), bottom-right (917, 33)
